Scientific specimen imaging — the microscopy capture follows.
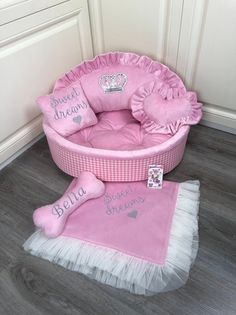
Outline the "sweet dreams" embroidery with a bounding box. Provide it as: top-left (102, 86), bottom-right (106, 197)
top-left (104, 185), bottom-right (145, 215)
top-left (50, 87), bottom-right (88, 120)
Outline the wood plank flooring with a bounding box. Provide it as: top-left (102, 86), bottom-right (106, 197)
top-left (0, 125), bottom-right (235, 315)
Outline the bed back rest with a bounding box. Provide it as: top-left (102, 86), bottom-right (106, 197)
top-left (53, 52), bottom-right (186, 113)
top-left (80, 66), bottom-right (154, 113)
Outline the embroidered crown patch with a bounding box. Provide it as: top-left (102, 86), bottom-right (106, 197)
top-left (99, 73), bottom-right (127, 93)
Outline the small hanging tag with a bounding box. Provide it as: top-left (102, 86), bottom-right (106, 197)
top-left (147, 165), bottom-right (163, 189)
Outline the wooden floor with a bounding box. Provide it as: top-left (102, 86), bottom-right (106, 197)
top-left (0, 125), bottom-right (236, 315)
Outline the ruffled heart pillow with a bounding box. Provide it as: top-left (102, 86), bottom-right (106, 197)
top-left (37, 81), bottom-right (97, 137)
top-left (130, 80), bottom-right (202, 135)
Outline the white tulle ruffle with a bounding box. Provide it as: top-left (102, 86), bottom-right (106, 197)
top-left (23, 180), bottom-right (200, 295)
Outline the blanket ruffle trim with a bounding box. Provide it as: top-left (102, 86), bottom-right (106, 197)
top-left (23, 180), bottom-right (200, 295)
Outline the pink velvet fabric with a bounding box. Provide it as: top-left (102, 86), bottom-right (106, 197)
top-left (80, 66), bottom-right (154, 113)
top-left (62, 180), bottom-right (179, 264)
top-left (67, 110), bottom-right (171, 150)
top-left (52, 52), bottom-right (201, 136)
top-left (131, 81), bottom-right (202, 135)
top-left (33, 172), bottom-right (105, 238)
top-left (37, 81), bottom-right (97, 137)
top-left (53, 52), bottom-right (187, 114)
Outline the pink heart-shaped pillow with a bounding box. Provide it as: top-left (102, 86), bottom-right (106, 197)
top-left (131, 81), bottom-right (202, 135)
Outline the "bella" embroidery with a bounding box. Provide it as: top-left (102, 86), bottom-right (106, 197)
top-left (52, 187), bottom-right (86, 218)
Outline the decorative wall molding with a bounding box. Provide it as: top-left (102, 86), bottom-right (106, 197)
top-left (163, 0), bottom-right (183, 69)
top-left (155, 0), bottom-right (169, 62)
top-left (0, 15), bottom-right (86, 143)
top-left (88, 0), bottom-right (104, 55)
top-left (176, 0), bottom-right (208, 88)
top-left (0, 0), bottom-right (93, 167)
top-left (77, 1), bottom-right (93, 59)
top-left (0, 0), bottom-right (69, 26)
top-left (0, 0), bottom-right (29, 10)
top-left (174, 0), bottom-right (235, 133)
top-left (0, 6), bottom-right (84, 46)
top-left (88, 0), bottom-right (171, 60)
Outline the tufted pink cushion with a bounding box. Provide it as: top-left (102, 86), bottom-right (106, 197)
top-left (67, 110), bottom-right (171, 151)
top-left (130, 81), bottom-right (202, 135)
top-left (37, 81), bottom-right (97, 137)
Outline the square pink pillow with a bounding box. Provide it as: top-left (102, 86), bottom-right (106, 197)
top-left (37, 81), bottom-right (97, 136)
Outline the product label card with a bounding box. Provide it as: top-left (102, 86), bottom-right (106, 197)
top-left (147, 165), bottom-right (163, 189)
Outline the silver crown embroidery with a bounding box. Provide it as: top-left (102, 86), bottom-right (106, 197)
top-left (99, 73), bottom-right (127, 93)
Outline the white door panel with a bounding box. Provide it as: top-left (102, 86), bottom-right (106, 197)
top-left (193, 0), bottom-right (236, 112)
top-left (176, 0), bottom-right (236, 132)
top-left (0, 0), bottom-right (69, 25)
top-left (88, 0), bottom-right (172, 61)
top-left (0, 17), bottom-right (83, 142)
top-left (0, 0), bottom-right (93, 164)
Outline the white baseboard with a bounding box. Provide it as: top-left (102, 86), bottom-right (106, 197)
top-left (201, 103), bottom-right (236, 135)
top-left (0, 115), bottom-right (44, 170)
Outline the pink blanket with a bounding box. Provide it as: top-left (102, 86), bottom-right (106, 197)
top-left (24, 179), bottom-right (200, 295)
top-left (63, 180), bottom-right (178, 265)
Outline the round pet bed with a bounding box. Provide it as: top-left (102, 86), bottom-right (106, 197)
top-left (43, 52), bottom-right (201, 181)
top-left (44, 117), bottom-right (189, 182)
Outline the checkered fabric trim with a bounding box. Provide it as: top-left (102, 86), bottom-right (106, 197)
top-left (47, 136), bottom-right (187, 181)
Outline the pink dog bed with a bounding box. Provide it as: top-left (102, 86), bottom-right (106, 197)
top-left (43, 52), bottom-right (201, 181)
